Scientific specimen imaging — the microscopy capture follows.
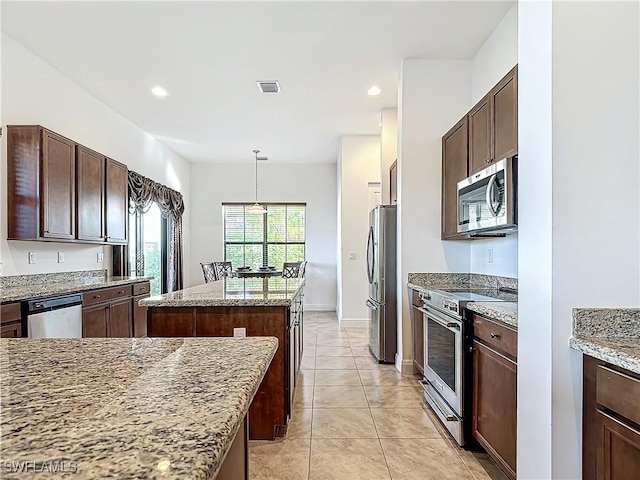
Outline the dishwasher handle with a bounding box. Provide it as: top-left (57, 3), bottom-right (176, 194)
top-left (27, 294), bottom-right (83, 314)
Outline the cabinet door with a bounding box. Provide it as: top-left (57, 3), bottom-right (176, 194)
top-left (76, 146), bottom-right (105, 242)
top-left (105, 158), bottom-right (128, 244)
top-left (492, 66), bottom-right (518, 160)
top-left (468, 94), bottom-right (493, 175)
top-left (441, 117), bottom-right (468, 239)
top-left (109, 297), bottom-right (132, 338)
top-left (473, 340), bottom-right (517, 480)
top-left (412, 306), bottom-right (424, 375)
top-left (41, 130), bottom-right (76, 240)
top-left (83, 304), bottom-right (109, 338)
top-left (133, 294), bottom-right (150, 337)
top-left (1, 322), bottom-right (22, 338)
top-left (597, 410), bottom-right (640, 480)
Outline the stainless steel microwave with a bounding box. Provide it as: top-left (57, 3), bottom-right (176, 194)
top-left (457, 157), bottom-right (517, 234)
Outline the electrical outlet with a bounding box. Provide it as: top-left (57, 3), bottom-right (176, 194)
top-left (488, 249), bottom-right (494, 264)
top-left (97, 253), bottom-right (104, 263)
top-left (57, 252), bottom-right (65, 263)
top-left (28, 252), bottom-right (36, 264)
top-left (233, 328), bottom-right (247, 338)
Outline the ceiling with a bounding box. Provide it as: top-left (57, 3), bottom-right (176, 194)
top-left (2, 1), bottom-right (513, 164)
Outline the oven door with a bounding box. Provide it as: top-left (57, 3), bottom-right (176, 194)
top-left (457, 157), bottom-right (515, 233)
top-left (420, 306), bottom-right (463, 414)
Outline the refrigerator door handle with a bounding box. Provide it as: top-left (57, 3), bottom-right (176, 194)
top-left (366, 225), bottom-right (375, 284)
top-left (366, 299), bottom-right (378, 310)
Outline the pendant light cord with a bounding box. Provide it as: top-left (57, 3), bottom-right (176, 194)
top-left (255, 156), bottom-right (259, 203)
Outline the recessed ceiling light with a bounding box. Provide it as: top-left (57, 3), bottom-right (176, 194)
top-left (367, 86), bottom-right (381, 96)
top-left (151, 86), bottom-right (168, 98)
top-left (257, 81), bottom-right (281, 94)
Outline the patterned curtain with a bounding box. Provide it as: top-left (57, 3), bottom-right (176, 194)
top-left (128, 170), bottom-right (185, 291)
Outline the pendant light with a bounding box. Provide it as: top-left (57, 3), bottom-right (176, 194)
top-left (248, 149), bottom-right (267, 214)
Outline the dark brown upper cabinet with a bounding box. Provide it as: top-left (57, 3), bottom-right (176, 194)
top-left (468, 94), bottom-right (493, 175)
top-left (441, 117), bottom-right (468, 240)
top-left (492, 66), bottom-right (518, 161)
top-left (7, 125), bottom-right (128, 245)
top-left (77, 145), bottom-right (105, 242)
top-left (7, 126), bottom-right (76, 241)
top-left (468, 65), bottom-right (518, 176)
top-left (105, 158), bottom-right (128, 244)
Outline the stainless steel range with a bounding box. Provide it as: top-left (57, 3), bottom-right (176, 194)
top-left (416, 287), bottom-right (509, 446)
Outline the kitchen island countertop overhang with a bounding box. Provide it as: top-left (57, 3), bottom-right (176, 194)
top-left (0, 336), bottom-right (278, 479)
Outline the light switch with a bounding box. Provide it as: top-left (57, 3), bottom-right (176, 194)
top-left (348, 252), bottom-right (357, 260)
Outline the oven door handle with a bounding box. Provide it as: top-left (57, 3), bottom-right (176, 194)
top-left (417, 307), bottom-right (461, 332)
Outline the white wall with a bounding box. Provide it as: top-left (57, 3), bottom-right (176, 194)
top-left (469, 3), bottom-right (518, 278)
top-left (380, 108), bottom-right (398, 204)
top-left (518, 2), bottom-right (640, 478)
top-left (337, 136), bottom-right (381, 321)
top-left (396, 59), bottom-right (472, 372)
top-left (189, 162), bottom-right (337, 310)
top-left (0, 34), bottom-right (191, 281)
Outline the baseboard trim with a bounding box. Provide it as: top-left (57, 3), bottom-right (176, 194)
top-left (339, 317), bottom-right (369, 323)
top-left (397, 358), bottom-right (415, 375)
top-left (304, 304), bottom-right (336, 312)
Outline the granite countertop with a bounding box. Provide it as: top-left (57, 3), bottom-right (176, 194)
top-left (466, 302), bottom-right (518, 328)
top-left (570, 308), bottom-right (640, 375)
top-left (141, 277), bottom-right (305, 307)
top-left (0, 336), bottom-right (278, 479)
top-left (0, 275), bottom-right (152, 303)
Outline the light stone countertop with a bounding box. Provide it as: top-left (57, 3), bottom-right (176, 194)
top-left (0, 275), bottom-right (152, 303)
top-left (466, 302), bottom-right (518, 328)
top-left (140, 277), bottom-right (305, 307)
top-left (0, 336), bottom-right (278, 479)
top-left (570, 308), bottom-right (640, 375)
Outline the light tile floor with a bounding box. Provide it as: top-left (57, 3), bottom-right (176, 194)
top-left (249, 311), bottom-right (508, 480)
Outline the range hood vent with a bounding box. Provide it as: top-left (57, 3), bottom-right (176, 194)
top-left (257, 81), bottom-right (281, 94)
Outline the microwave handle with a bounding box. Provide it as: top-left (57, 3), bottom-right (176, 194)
top-left (485, 174), bottom-right (498, 217)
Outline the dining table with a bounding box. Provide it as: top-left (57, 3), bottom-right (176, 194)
top-left (229, 269), bottom-right (283, 278)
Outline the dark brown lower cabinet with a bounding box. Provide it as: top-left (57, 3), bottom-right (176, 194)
top-left (82, 303), bottom-right (109, 338)
top-left (411, 306), bottom-right (424, 374)
top-left (1, 322), bottom-right (22, 338)
top-left (109, 297), bottom-right (132, 337)
top-left (133, 294), bottom-right (150, 337)
top-left (1, 302), bottom-right (23, 338)
top-left (147, 289), bottom-right (304, 441)
top-left (583, 356), bottom-right (640, 480)
top-left (81, 284), bottom-right (139, 338)
top-left (472, 313), bottom-right (517, 480)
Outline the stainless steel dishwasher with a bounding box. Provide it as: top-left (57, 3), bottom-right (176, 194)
top-left (27, 294), bottom-right (83, 338)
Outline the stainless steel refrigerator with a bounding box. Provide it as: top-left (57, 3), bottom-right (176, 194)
top-left (365, 205), bottom-right (397, 363)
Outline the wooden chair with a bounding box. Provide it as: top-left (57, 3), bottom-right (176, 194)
top-left (213, 261), bottom-right (233, 279)
top-left (200, 262), bottom-right (218, 283)
top-left (282, 262), bottom-right (302, 279)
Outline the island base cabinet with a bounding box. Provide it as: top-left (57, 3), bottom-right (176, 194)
top-left (583, 356), bottom-right (640, 480)
top-left (216, 418), bottom-right (248, 480)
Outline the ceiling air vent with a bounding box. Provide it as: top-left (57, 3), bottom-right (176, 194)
top-left (257, 81), bottom-right (281, 94)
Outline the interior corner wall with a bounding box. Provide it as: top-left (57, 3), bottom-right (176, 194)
top-left (518, 2), bottom-right (640, 479)
top-left (189, 162), bottom-right (337, 308)
top-left (396, 59), bottom-right (472, 372)
top-left (0, 34), bottom-right (191, 282)
top-left (469, 3), bottom-right (518, 278)
top-left (337, 136), bottom-right (381, 321)
top-left (380, 108), bottom-right (398, 204)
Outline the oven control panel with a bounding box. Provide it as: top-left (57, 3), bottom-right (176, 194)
top-left (442, 299), bottom-right (459, 314)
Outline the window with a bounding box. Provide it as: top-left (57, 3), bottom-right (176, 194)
top-left (223, 203), bottom-right (306, 269)
top-left (129, 202), bottom-right (168, 296)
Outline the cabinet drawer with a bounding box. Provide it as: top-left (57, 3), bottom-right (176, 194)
top-left (411, 290), bottom-right (420, 307)
top-left (1, 302), bottom-right (22, 325)
top-left (473, 314), bottom-right (517, 359)
top-left (596, 365), bottom-right (640, 426)
top-left (83, 285), bottom-right (132, 306)
top-left (133, 282), bottom-right (150, 296)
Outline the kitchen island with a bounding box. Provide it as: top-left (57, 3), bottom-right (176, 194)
top-left (0, 336), bottom-right (277, 479)
top-left (141, 277), bottom-right (305, 441)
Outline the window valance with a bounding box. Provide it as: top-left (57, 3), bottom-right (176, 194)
top-left (128, 170), bottom-right (184, 220)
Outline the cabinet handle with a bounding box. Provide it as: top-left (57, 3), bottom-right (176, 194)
top-left (469, 346), bottom-right (476, 353)
top-left (118, 290), bottom-right (125, 294)
top-left (45, 230), bottom-right (50, 233)
top-left (490, 332), bottom-right (501, 339)
top-left (94, 294), bottom-right (101, 299)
